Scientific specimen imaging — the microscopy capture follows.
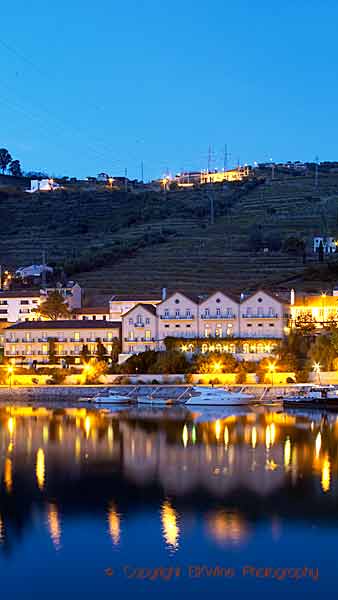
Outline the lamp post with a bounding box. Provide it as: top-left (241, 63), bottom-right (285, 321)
top-left (7, 365), bottom-right (14, 389)
top-left (267, 362), bottom-right (276, 387)
top-left (313, 362), bottom-right (321, 385)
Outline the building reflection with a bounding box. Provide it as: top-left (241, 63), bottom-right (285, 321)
top-left (108, 503), bottom-right (121, 546)
top-left (47, 503), bottom-right (62, 550)
top-left (0, 405), bottom-right (336, 551)
top-left (161, 500), bottom-right (179, 551)
top-left (205, 510), bottom-right (249, 546)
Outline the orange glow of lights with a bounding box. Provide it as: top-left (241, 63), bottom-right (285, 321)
top-left (224, 426), bottom-right (229, 447)
top-left (215, 420), bottom-right (221, 441)
top-left (36, 448), bottom-right (45, 490)
top-left (84, 416), bottom-right (91, 438)
top-left (7, 417), bottom-right (15, 437)
top-left (47, 503), bottom-right (61, 550)
top-left (251, 427), bottom-right (257, 449)
top-left (108, 503), bottom-right (121, 546)
top-left (161, 501), bottom-right (179, 551)
top-left (315, 432), bottom-right (322, 457)
top-left (4, 458), bottom-right (12, 493)
top-left (321, 455), bottom-right (331, 493)
top-left (205, 510), bottom-right (248, 546)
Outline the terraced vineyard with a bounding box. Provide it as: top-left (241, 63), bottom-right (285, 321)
top-left (1, 173), bottom-right (338, 298)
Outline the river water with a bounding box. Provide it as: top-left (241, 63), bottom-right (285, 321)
top-left (0, 402), bottom-right (336, 599)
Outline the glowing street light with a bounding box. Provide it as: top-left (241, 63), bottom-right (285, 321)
top-left (313, 362), bottom-right (321, 385)
top-left (212, 361), bottom-right (223, 374)
top-left (7, 365), bottom-right (14, 388)
top-left (267, 362), bottom-right (276, 386)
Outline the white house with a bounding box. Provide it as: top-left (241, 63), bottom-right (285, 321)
top-left (26, 179), bottom-right (60, 193)
top-left (109, 293), bottom-right (162, 321)
top-left (199, 291), bottom-right (240, 338)
top-left (313, 236), bottom-right (337, 254)
top-left (156, 292), bottom-right (199, 344)
top-left (0, 290), bottom-right (41, 323)
top-left (122, 304), bottom-right (158, 356)
top-left (240, 290), bottom-right (287, 340)
top-left (16, 264), bottom-right (54, 280)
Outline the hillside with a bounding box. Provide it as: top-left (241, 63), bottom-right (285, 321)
top-left (1, 173), bottom-right (338, 299)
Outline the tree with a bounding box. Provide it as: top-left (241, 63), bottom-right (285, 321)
top-left (48, 337), bottom-right (57, 364)
top-left (80, 344), bottom-right (91, 363)
top-left (307, 334), bottom-right (337, 371)
top-left (318, 240), bottom-right (324, 263)
top-left (110, 337), bottom-right (121, 362)
top-left (0, 148), bottom-right (12, 174)
top-left (9, 160), bottom-right (22, 177)
top-left (95, 339), bottom-right (107, 361)
top-left (190, 351), bottom-right (238, 374)
top-left (39, 291), bottom-right (71, 320)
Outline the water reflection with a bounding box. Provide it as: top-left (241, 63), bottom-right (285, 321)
top-left (108, 503), bottom-right (121, 546)
top-left (161, 500), bottom-right (179, 551)
top-left (0, 404), bottom-right (337, 556)
top-left (47, 503), bottom-right (62, 550)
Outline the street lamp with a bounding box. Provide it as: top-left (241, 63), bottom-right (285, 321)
top-left (267, 362), bottom-right (276, 386)
top-left (7, 365), bottom-right (14, 388)
top-left (313, 362), bottom-right (321, 385)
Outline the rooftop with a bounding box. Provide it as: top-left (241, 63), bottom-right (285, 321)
top-left (0, 290), bottom-right (41, 298)
top-left (6, 320), bottom-right (121, 330)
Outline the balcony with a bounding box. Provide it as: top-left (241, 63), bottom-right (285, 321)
top-left (124, 337), bottom-right (156, 343)
top-left (201, 314), bottom-right (236, 320)
top-left (241, 313), bottom-right (279, 319)
top-left (160, 315), bottom-right (195, 320)
top-left (69, 338), bottom-right (84, 343)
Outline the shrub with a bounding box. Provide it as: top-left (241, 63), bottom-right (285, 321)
top-left (286, 377), bottom-right (296, 384)
top-left (46, 369), bottom-right (67, 385)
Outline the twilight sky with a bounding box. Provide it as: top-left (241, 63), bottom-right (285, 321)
top-left (2, 0), bottom-right (338, 180)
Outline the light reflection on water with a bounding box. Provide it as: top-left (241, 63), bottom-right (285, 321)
top-left (0, 403), bottom-right (337, 597)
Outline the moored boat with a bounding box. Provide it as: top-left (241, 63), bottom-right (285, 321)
top-left (185, 386), bottom-right (256, 406)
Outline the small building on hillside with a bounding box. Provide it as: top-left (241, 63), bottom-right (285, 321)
top-left (4, 320), bottom-right (121, 365)
top-left (41, 282), bottom-right (82, 310)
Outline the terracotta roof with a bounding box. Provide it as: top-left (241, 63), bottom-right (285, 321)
top-left (6, 320), bottom-right (121, 330)
top-left (123, 303), bottom-right (157, 317)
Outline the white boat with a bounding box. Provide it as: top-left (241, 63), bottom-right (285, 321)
top-left (185, 386), bottom-right (256, 406)
top-left (91, 390), bottom-right (135, 404)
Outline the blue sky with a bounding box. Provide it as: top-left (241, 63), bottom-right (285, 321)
top-left (1, 0), bottom-right (338, 180)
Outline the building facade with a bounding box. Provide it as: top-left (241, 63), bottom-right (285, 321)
top-left (4, 320), bottom-right (121, 365)
top-left (122, 304), bottom-right (158, 355)
top-left (119, 289), bottom-right (288, 362)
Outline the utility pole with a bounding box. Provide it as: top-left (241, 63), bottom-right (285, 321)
top-left (41, 249), bottom-right (47, 289)
top-left (223, 144), bottom-right (228, 171)
top-left (208, 191), bottom-right (215, 225)
top-left (0, 265), bottom-right (2, 290)
top-left (141, 160), bottom-right (144, 183)
top-left (208, 144), bottom-right (212, 173)
top-left (315, 155), bottom-right (319, 188)
top-left (124, 167), bottom-right (128, 193)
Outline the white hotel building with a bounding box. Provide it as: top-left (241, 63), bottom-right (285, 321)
top-left (121, 289), bottom-right (289, 361)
